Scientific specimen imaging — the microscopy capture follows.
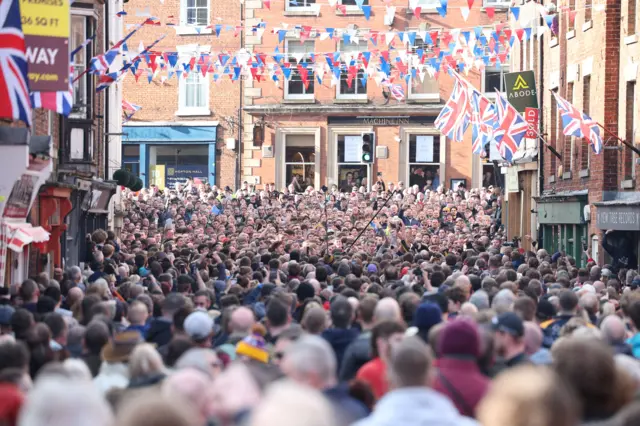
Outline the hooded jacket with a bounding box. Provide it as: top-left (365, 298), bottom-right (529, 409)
top-left (352, 387), bottom-right (479, 426)
top-left (321, 327), bottom-right (360, 372)
top-left (432, 357), bottom-right (490, 417)
top-left (146, 317), bottom-right (173, 347)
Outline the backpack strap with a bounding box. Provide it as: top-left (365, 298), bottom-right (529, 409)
top-left (437, 371), bottom-right (474, 418)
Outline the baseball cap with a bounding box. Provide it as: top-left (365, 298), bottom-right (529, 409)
top-left (601, 268), bottom-right (612, 278)
top-left (0, 306), bottom-right (15, 326)
top-left (184, 311), bottom-right (214, 341)
top-left (492, 312), bottom-right (524, 337)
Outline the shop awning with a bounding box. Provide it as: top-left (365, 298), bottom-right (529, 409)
top-left (5, 223), bottom-right (50, 252)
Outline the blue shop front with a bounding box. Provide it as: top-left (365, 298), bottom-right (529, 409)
top-left (122, 124), bottom-right (217, 189)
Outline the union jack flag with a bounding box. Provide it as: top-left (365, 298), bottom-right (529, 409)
top-left (435, 79), bottom-right (470, 142)
top-left (30, 66), bottom-right (73, 116)
top-left (0, 0), bottom-right (31, 126)
top-left (382, 80), bottom-right (405, 101)
top-left (470, 88), bottom-right (497, 154)
top-left (552, 91), bottom-right (603, 155)
top-left (494, 91), bottom-right (527, 162)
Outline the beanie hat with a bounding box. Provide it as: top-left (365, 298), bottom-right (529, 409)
top-left (236, 324), bottom-right (269, 363)
top-left (413, 302), bottom-right (442, 333)
top-left (438, 319), bottom-right (480, 358)
top-left (367, 264), bottom-right (378, 274)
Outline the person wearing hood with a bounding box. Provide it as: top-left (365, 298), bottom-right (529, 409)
top-left (408, 302), bottom-right (442, 344)
top-left (146, 294), bottom-right (185, 347)
top-left (353, 336), bottom-right (478, 426)
top-left (321, 296), bottom-right (359, 373)
top-left (281, 335), bottom-right (369, 426)
top-left (432, 319), bottom-right (489, 418)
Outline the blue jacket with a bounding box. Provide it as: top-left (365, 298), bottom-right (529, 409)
top-left (627, 333), bottom-right (640, 359)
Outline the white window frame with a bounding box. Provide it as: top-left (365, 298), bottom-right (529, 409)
top-left (176, 45), bottom-right (211, 116)
top-left (339, 0), bottom-right (370, 12)
top-left (409, 0), bottom-right (439, 10)
top-left (284, 39), bottom-right (315, 101)
top-left (70, 13), bottom-right (90, 120)
top-left (177, 0), bottom-right (212, 35)
top-left (483, 0), bottom-right (510, 7)
top-left (275, 128), bottom-right (321, 190)
top-left (405, 133), bottom-right (444, 188)
top-left (336, 41), bottom-right (368, 100)
top-left (407, 34), bottom-right (439, 101)
top-left (284, 135), bottom-right (316, 191)
top-left (482, 64), bottom-right (508, 99)
top-left (285, 0), bottom-right (317, 11)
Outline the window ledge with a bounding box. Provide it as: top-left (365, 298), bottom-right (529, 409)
top-left (174, 26), bottom-right (213, 36)
top-left (624, 34), bottom-right (638, 46)
top-left (550, 38), bottom-right (559, 48)
top-left (404, 6), bottom-right (439, 14)
top-left (335, 8), bottom-right (365, 15)
top-left (176, 108), bottom-right (211, 117)
top-left (621, 179), bottom-right (636, 189)
top-left (548, 175), bottom-right (556, 183)
top-left (582, 20), bottom-right (593, 32)
top-left (407, 97), bottom-right (441, 103)
top-left (480, 5), bottom-right (510, 11)
top-left (283, 98), bottom-right (316, 104)
top-left (334, 98), bottom-right (368, 104)
top-left (283, 10), bottom-right (319, 16)
top-left (562, 171), bottom-right (572, 180)
top-left (566, 30), bottom-right (576, 40)
top-left (579, 169), bottom-right (590, 178)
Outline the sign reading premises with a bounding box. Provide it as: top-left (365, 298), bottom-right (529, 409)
top-left (504, 71), bottom-right (539, 113)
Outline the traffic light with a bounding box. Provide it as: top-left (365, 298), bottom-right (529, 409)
top-left (362, 133), bottom-right (374, 163)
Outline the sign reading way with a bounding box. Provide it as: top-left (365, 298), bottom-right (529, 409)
top-left (504, 71), bottom-right (538, 113)
top-left (20, 0), bottom-right (70, 92)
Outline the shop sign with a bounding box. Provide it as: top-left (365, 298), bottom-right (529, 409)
top-left (20, 0), bottom-right (70, 91)
top-left (328, 116), bottom-right (436, 126)
top-left (504, 71), bottom-right (539, 113)
top-left (3, 174), bottom-right (38, 219)
top-left (165, 165), bottom-right (208, 188)
top-left (596, 206), bottom-right (640, 231)
top-left (524, 107), bottom-right (539, 139)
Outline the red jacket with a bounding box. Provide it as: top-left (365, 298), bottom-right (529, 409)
top-left (431, 357), bottom-right (490, 418)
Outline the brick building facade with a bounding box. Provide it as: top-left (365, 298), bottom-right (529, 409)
top-left (532, 0), bottom-right (640, 267)
top-left (121, 0), bottom-right (241, 190)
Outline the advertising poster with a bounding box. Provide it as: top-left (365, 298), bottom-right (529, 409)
top-left (165, 165), bottom-right (208, 188)
top-left (20, 0), bottom-right (70, 91)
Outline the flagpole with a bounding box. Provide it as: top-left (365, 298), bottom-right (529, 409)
top-left (595, 122), bottom-right (640, 156)
top-left (529, 127), bottom-right (562, 160)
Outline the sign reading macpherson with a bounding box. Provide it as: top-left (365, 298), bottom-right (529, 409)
top-left (504, 71), bottom-right (539, 113)
top-left (20, 0), bottom-right (70, 92)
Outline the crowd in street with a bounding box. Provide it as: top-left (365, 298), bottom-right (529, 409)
top-left (2, 177), bottom-right (640, 426)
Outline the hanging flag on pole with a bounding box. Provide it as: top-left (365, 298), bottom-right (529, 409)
top-left (469, 88), bottom-right (497, 154)
top-left (493, 90), bottom-right (527, 161)
top-left (552, 91), bottom-right (603, 154)
top-left (434, 77), bottom-right (470, 142)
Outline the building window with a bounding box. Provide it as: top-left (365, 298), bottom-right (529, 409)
top-left (564, 82), bottom-right (574, 172)
top-left (287, 0), bottom-right (315, 8)
top-left (408, 36), bottom-right (439, 100)
top-left (483, 66), bottom-right (506, 95)
top-left (70, 14), bottom-right (93, 120)
top-left (568, 0), bottom-right (575, 31)
top-left (411, 0), bottom-right (439, 9)
top-left (408, 135), bottom-right (441, 190)
top-left (285, 135), bottom-right (315, 191)
top-left (182, 0), bottom-right (208, 26)
top-left (285, 40), bottom-right (315, 100)
top-left (178, 71), bottom-right (209, 115)
top-left (581, 75), bottom-right (591, 170)
top-left (337, 42), bottom-right (367, 100)
top-left (337, 135), bottom-right (369, 191)
top-left (340, 0), bottom-right (369, 7)
top-left (123, 145), bottom-right (140, 176)
top-left (629, 0), bottom-right (637, 35)
top-left (585, 0), bottom-right (592, 22)
top-left (624, 81), bottom-right (636, 179)
top-left (550, 88), bottom-right (558, 176)
top-left (591, 235), bottom-right (599, 262)
top-left (483, 0), bottom-right (510, 7)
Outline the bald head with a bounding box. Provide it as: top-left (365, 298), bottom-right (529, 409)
top-left (579, 293), bottom-right (599, 316)
top-left (600, 315), bottom-right (627, 345)
top-left (230, 307), bottom-right (255, 334)
top-left (593, 281), bottom-right (605, 294)
top-left (374, 297), bottom-right (402, 323)
top-left (163, 368), bottom-right (211, 421)
top-left (459, 302), bottom-right (478, 318)
top-left (523, 321), bottom-right (543, 355)
top-left (67, 287), bottom-right (84, 306)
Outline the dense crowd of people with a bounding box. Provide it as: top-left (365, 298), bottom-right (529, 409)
top-left (1, 178), bottom-right (640, 426)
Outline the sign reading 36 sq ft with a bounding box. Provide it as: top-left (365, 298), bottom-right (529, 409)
top-left (20, 0), bottom-right (70, 92)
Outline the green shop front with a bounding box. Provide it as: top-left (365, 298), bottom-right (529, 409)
top-left (537, 190), bottom-right (589, 266)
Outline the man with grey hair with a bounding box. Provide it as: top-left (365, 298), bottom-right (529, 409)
top-left (353, 337), bottom-right (477, 426)
top-left (579, 293), bottom-right (599, 324)
top-left (69, 266), bottom-right (86, 291)
top-left (469, 290), bottom-right (490, 311)
top-left (600, 315), bottom-right (633, 356)
top-left (281, 335), bottom-right (368, 425)
top-left (491, 289), bottom-right (516, 314)
top-left (373, 297), bottom-right (402, 323)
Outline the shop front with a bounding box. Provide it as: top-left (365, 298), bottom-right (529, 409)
top-left (594, 195), bottom-right (640, 268)
top-left (537, 190), bottom-right (589, 267)
top-left (122, 123), bottom-right (217, 189)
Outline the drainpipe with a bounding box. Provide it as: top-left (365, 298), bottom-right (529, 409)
top-left (104, 0), bottom-right (110, 179)
top-left (537, 13), bottom-right (545, 248)
top-left (236, 0), bottom-right (244, 190)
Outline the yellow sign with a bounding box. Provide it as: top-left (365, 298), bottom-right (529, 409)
top-left (513, 75), bottom-right (529, 90)
top-left (20, 0), bottom-right (69, 38)
top-left (150, 165), bottom-right (165, 190)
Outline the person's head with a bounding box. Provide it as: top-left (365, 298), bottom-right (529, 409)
top-left (265, 298), bottom-right (290, 331)
top-left (373, 297), bottom-right (402, 323)
top-left (83, 320), bottom-right (110, 356)
top-left (558, 290), bottom-right (579, 315)
top-left (128, 343), bottom-right (165, 380)
top-left (127, 301), bottom-right (149, 327)
top-left (272, 325), bottom-right (303, 366)
top-left (371, 320), bottom-right (406, 361)
top-left (491, 289), bottom-right (516, 314)
top-left (301, 307), bottom-right (327, 335)
top-left (600, 315), bottom-right (628, 346)
top-left (438, 318), bottom-right (480, 359)
top-left (513, 297), bottom-right (536, 322)
top-left (552, 337), bottom-right (617, 420)
top-left (280, 335), bottom-right (337, 390)
top-left (193, 290), bottom-right (212, 311)
top-left (19, 279), bottom-right (39, 304)
top-left (162, 294), bottom-right (186, 320)
top-left (477, 365), bottom-right (579, 426)
top-left (0, 340), bottom-right (29, 373)
top-left (229, 307), bottom-right (255, 335)
top-left (492, 312), bottom-right (525, 358)
top-left (523, 321), bottom-right (543, 356)
top-left (387, 336), bottom-right (432, 389)
top-left (43, 313), bottom-right (68, 347)
top-left (329, 296), bottom-right (353, 329)
top-left (175, 348), bottom-right (222, 380)
top-left (162, 368), bottom-right (212, 424)
top-left (184, 311), bottom-right (214, 348)
top-left (11, 308), bottom-right (34, 341)
top-left (115, 393), bottom-right (199, 426)
top-left (579, 293), bottom-right (599, 318)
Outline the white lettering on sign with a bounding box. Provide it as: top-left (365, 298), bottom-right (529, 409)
top-left (597, 210), bottom-right (640, 229)
top-left (25, 47), bottom-right (59, 65)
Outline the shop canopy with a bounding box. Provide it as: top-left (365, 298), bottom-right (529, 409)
top-left (4, 222), bottom-right (50, 252)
